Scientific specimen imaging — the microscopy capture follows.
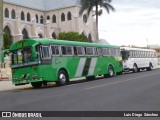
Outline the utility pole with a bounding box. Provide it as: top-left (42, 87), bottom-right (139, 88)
top-left (0, 0), bottom-right (3, 62)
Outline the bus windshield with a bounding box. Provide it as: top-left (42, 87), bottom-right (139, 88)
top-left (12, 47), bottom-right (33, 64)
top-left (121, 51), bottom-right (129, 60)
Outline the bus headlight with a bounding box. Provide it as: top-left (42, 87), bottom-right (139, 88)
top-left (13, 77), bottom-right (18, 80)
top-left (32, 74), bottom-right (37, 78)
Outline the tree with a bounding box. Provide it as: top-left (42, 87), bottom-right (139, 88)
top-left (3, 33), bottom-right (13, 49)
top-left (79, 0), bottom-right (115, 42)
top-left (58, 32), bottom-right (89, 42)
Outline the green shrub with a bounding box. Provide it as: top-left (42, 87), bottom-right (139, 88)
top-left (58, 32), bottom-right (89, 42)
top-left (3, 33), bottom-right (13, 49)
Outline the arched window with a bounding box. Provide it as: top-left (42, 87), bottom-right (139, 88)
top-left (47, 15), bottom-right (50, 20)
top-left (88, 33), bottom-right (92, 42)
top-left (22, 28), bottom-right (28, 39)
top-left (11, 9), bottom-right (15, 19)
top-left (52, 15), bottom-right (56, 23)
top-left (36, 14), bottom-right (38, 23)
top-left (67, 12), bottom-right (72, 20)
top-left (61, 13), bottom-right (65, 22)
top-left (38, 34), bottom-right (43, 38)
top-left (4, 26), bottom-right (11, 35)
top-left (27, 13), bottom-right (30, 22)
top-left (52, 32), bottom-right (56, 39)
top-left (21, 11), bottom-right (25, 21)
top-left (83, 14), bottom-right (88, 23)
top-left (40, 15), bottom-right (43, 24)
top-left (5, 8), bottom-right (9, 18)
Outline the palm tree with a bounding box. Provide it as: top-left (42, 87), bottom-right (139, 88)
top-left (79, 0), bottom-right (115, 42)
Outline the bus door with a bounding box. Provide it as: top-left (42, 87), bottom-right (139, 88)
top-left (40, 45), bottom-right (52, 64)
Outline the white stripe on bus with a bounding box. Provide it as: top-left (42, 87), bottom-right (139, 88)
top-left (88, 58), bottom-right (97, 76)
top-left (75, 58), bottom-right (86, 77)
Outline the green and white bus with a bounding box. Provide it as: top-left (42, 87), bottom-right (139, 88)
top-left (8, 38), bottom-right (123, 88)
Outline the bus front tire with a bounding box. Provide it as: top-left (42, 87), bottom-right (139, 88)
top-left (147, 63), bottom-right (152, 71)
top-left (31, 82), bottom-right (42, 88)
top-left (56, 70), bottom-right (69, 86)
top-left (133, 65), bottom-right (138, 73)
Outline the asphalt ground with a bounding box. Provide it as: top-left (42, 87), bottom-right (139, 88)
top-left (0, 69), bottom-right (160, 120)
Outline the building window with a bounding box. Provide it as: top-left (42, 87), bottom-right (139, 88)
top-left (52, 15), bottom-right (56, 23)
top-left (88, 33), bottom-right (92, 42)
top-left (67, 12), bottom-right (72, 20)
top-left (40, 15), bottom-right (43, 24)
top-left (22, 28), bottom-right (28, 39)
top-left (11, 9), bottom-right (15, 19)
top-left (4, 26), bottom-right (11, 35)
top-left (83, 14), bottom-right (88, 23)
top-left (61, 13), bottom-right (65, 22)
top-left (36, 14), bottom-right (38, 23)
top-left (47, 15), bottom-right (50, 20)
top-left (38, 34), bottom-right (43, 38)
top-left (21, 11), bottom-right (25, 21)
top-left (52, 32), bottom-right (56, 39)
top-left (27, 13), bottom-right (30, 22)
top-left (5, 8), bottom-right (9, 18)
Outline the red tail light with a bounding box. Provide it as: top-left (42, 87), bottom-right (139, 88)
top-left (33, 66), bottom-right (37, 70)
top-left (12, 68), bottom-right (15, 73)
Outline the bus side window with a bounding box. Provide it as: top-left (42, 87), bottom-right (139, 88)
top-left (51, 45), bottom-right (59, 56)
top-left (61, 46), bottom-right (67, 55)
top-left (41, 46), bottom-right (51, 59)
top-left (97, 48), bottom-right (102, 56)
top-left (86, 47), bottom-right (94, 56)
top-left (66, 46), bottom-right (73, 55)
top-left (61, 46), bottom-right (73, 56)
top-left (73, 47), bottom-right (77, 56)
top-left (76, 46), bottom-right (84, 56)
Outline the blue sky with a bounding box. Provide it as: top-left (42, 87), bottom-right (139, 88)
top-left (99, 0), bottom-right (160, 47)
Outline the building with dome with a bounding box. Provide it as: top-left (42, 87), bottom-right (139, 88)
top-left (3, 0), bottom-right (97, 43)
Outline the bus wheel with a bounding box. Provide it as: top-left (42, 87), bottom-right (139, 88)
top-left (57, 70), bottom-right (68, 86)
top-left (133, 65), bottom-right (138, 73)
top-left (104, 66), bottom-right (114, 78)
top-left (147, 63), bottom-right (152, 71)
top-left (31, 82), bottom-right (42, 88)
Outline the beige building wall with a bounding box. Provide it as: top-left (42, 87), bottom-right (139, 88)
top-left (0, 0), bottom-right (3, 60)
top-left (3, 2), bottom-right (97, 43)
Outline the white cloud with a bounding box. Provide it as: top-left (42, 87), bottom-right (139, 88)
top-left (99, 0), bottom-right (160, 47)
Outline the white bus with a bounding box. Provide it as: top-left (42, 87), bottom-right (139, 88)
top-left (121, 47), bottom-right (158, 72)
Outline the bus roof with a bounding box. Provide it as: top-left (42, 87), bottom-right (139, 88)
top-left (120, 47), bottom-right (156, 52)
top-left (10, 38), bottom-right (119, 50)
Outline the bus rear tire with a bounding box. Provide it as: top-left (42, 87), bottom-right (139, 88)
top-left (104, 66), bottom-right (114, 78)
top-left (147, 63), bottom-right (152, 71)
top-left (56, 70), bottom-right (69, 86)
top-left (31, 82), bottom-right (42, 88)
